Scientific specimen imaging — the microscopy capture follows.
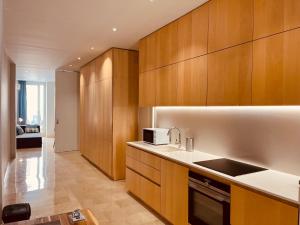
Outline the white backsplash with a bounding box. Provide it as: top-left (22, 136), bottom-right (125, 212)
top-left (148, 106), bottom-right (300, 176)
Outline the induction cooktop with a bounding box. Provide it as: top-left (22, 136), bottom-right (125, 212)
top-left (193, 158), bottom-right (267, 177)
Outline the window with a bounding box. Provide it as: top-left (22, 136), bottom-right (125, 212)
top-left (26, 82), bottom-right (46, 135)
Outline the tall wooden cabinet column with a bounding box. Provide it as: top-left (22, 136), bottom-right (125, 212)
top-left (80, 48), bottom-right (139, 180)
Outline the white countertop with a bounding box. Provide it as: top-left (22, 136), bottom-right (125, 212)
top-left (127, 141), bottom-right (300, 205)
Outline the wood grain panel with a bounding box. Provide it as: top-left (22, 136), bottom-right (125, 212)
top-left (253, 29), bottom-right (300, 105)
top-left (231, 185), bottom-right (298, 225)
top-left (177, 56), bottom-right (207, 105)
top-left (139, 70), bottom-right (156, 107)
top-left (139, 38), bottom-right (147, 73)
top-left (158, 21), bottom-right (178, 67)
top-left (156, 64), bottom-right (178, 106)
top-left (161, 159), bottom-right (188, 225)
top-left (145, 33), bottom-right (159, 71)
top-left (112, 49), bottom-right (139, 180)
top-left (177, 4), bottom-right (209, 61)
top-left (254, 0), bottom-right (300, 39)
top-left (95, 50), bottom-right (112, 81)
top-left (207, 43), bottom-right (252, 106)
top-left (126, 156), bottom-right (161, 185)
top-left (208, 0), bottom-right (254, 52)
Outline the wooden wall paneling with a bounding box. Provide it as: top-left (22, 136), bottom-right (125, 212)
top-left (231, 185), bottom-right (298, 225)
top-left (139, 70), bottom-right (156, 107)
top-left (145, 33), bottom-right (159, 71)
top-left (161, 159), bottom-right (188, 225)
top-left (139, 38), bottom-right (147, 73)
top-left (207, 43), bottom-right (252, 106)
top-left (112, 49), bottom-right (139, 180)
top-left (177, 3), bottom-right (209, 61)
top-left (156, 64), bottom-right (178, 106)
top-left (208, 0), bottom-right (254, 52)
top-left (253, 0), bottom-right (300, 39)
top-left (177, 56), bottom-right (207, 105)
top-left (252, 29), bottom-right (300, 105)
top-left (158, 21), bottom-right (179, 68)
top-left (79, 71), bottom-right (86, 156)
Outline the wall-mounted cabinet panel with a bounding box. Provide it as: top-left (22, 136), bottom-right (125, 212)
top-left (139, 70), bottom-right (156, 107)
top-left (253, 0), bottom-right (300, 39)
top-left (157, 21), bottom-right (178, 68)
top-left (231, 185), bottom-right (298, 225)
top-left (253, 29), bottom-right (300, 105)
top-left (156, 64), bottom-right (178, 106)
top-left (208, 0), bottom-right (254, 52)
top-left (139, 38), bottom-right (147, 73)
top-left (177, 56), bottom-right (207, 106)
top-left (146, 33), bottom-right (159, 71)
top-left (95, 50), bottom-right (112, 81)
top-left (177, 4), bottom-right (209, 61)
top-left (207, 43), bottom-right (252, 106)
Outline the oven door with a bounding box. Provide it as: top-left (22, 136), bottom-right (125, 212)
top-left (188, 181), bottom-right (230, 225)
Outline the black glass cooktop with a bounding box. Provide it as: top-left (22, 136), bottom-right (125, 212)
top-left (194, 158), bottom-right (267, 177)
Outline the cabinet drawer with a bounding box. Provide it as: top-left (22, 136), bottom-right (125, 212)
top-left (126, 168), bottom-right (161, 213)
top-left (126, 145), bottom-right (161, 170)
top-left (126, 156), bottom-right (161, 184)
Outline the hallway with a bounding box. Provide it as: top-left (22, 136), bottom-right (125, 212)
top-left (3, 139), bottom-right (164, 225)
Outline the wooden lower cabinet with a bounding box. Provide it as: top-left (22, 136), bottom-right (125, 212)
top-left (231, 185), bottom-right (299, 225)
top-left (126, 146), bottom-right (189, 225)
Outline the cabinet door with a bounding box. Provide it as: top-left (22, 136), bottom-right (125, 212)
top-left (139, 70), bottom-right (156, 107)
top-left (231, 185), bottom-right (298, 225)
top-left (253, 29), bottom-right (300, 105)
top-left (207, 43), bottom-right (252, 106)
top-left (139, 38), bottom-right (147, 73)
top-left (208, 0), bottom-right (253, 52)
top-left (254, 0), bottom-right (300, 39)
top-left (95, 50), bottom-right (113, 81)
top-left (145, 33), bottom-right (159, 71)
top-left (156, 64), bottom-right (178, 106)
top-left (177, 56), bottom-right (207, 106)
top-left (177, 4), bottom-right (209, 61)
top-left (158, 21), bottom-right (178, 68)
top-left (161, 159), bottom-right (188, 225)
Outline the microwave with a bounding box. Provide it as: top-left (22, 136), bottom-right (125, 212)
top-left (143, 128), bottom-right (169, 145)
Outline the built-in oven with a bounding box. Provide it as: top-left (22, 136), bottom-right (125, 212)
top-left (188, 171), bottom-right (231, 225)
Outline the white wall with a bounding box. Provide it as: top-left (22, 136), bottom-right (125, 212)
top-left (46, 82), bottom-right (55, 138)
top-left (55, 71), bottom-right (79, 152)
top-left (155, 106), bottom-right (300, 176)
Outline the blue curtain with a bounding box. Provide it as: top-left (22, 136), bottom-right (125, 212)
top-left (18, 80), bottom-right (27, 124)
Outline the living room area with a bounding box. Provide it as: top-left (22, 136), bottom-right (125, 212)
top-left (16, 70), bottom-right (55, 150)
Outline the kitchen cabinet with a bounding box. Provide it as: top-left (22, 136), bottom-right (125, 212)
top-left (207, 43), bottom-right (252, 106)
top-left (156, 64), bottom-right (178, 106)
top-left (157, 21), bottom-right (178, 68)
top-left (177, 4), bottom-right (209, 61)
top-left (177, 56), bottom-right (207, 106)
top-left (161, 159), bottom-right (189, 225)
top-left (253, 0), bottom-right (300, 39)
top-left (126, 146), bottom-right (188, 225)
top-left (139, 70), bottom-right (156, 107)
top-left (208, 0), bottom-right (253, 52)
top-left (80, 48), bottom-right (138, 180)
top-left (252, 29), bottom-right (300, 105)
top-left (231, 185), bottom-right (298, 225)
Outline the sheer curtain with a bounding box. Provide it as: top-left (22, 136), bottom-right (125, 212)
top-left (26, 82), bottom-right (46, 135)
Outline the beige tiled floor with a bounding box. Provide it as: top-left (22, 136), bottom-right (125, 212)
top-left (3, 138), bottom-right (165, 225)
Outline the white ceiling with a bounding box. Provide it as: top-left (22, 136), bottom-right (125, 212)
top-left (4, 0), bottom-right (208, 82)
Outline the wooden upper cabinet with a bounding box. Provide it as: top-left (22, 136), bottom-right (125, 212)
top-left (231, 185), bottom-right (298, 225)
top-left (157, 21), bottom-right (178, 68)
top-left (208, 0), bottom-right (254, 52)
top-left (207, 43), bottom-right (252, 106)
top-left (177, 4), bottom-right (209, 61)
top-left (145, 32), bottom-right (159, 72)
top-left (254, 0), bottom-right (300, 39)
top-left (253, 29), bottom-right (300, 105)
top-left (177, 56), bottom-right (207, 106)
top-left (95, 50), bottom-right (112, 81)
top-left (139, 38), bottom-right (147, 73)
top-left (156, 64), bottom-right (178, 106)
top-left (139, 70), bottom-right (156, 107)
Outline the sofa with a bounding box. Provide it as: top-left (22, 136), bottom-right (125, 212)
top-left (16, 125), bottom-right (42, 149)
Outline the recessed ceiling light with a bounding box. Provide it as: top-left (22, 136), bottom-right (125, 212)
top-left (112, 27), bottom-right (117, 32)
top-left (90, 46), bottom-right (95, 50)
top-left (77, 57), bottom-right (81, 60)
top-left (69, 64), bottom-right (73, 67)
top-left (149, 0), bottom-right (154, 2)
